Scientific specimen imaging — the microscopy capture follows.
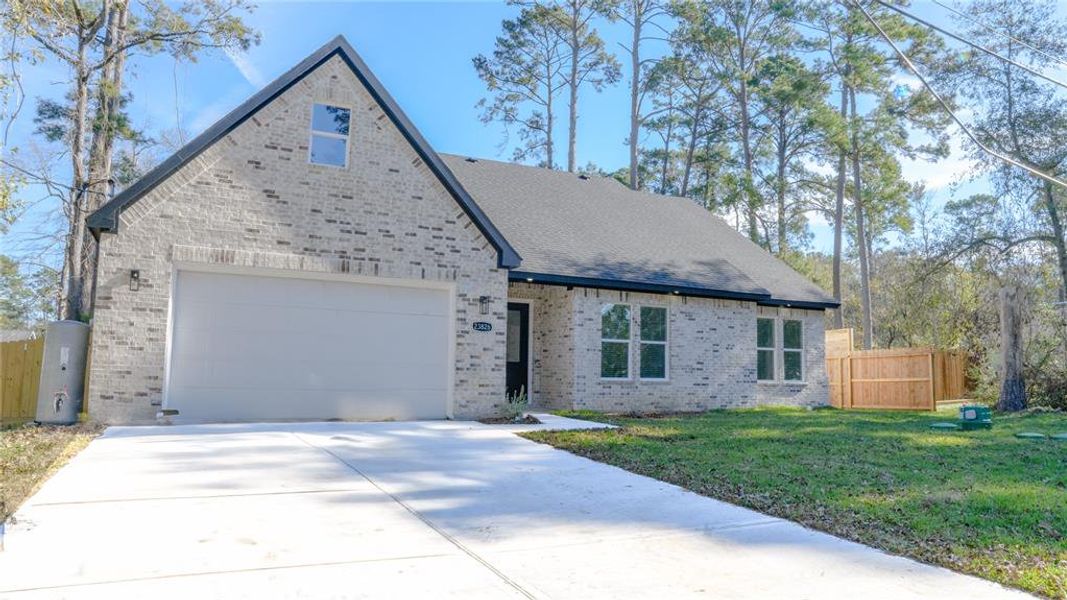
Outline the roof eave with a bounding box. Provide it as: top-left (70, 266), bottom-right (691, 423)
top-left (509, 271), bottom-right (837, 309)
top-left (86, 35), bottom-right (522, 270)
top-left (509, 271), bottom-right (772, 303)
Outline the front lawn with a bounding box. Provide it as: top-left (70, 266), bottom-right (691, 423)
top-left (524, 408), bottom-right (1067, 598)
top-left (1, 423), bottom-right (100, 522)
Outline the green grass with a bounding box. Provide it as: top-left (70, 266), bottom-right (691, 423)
top-left (524, 408), bottom-right (1067, 598)
top-left (1, 423), bottom-right (100, 523)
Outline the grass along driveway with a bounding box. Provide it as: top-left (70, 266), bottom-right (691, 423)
top-left (524, 408), bottom-right (1067, 598)
top-left (1, 423), bottom-right (101, 523)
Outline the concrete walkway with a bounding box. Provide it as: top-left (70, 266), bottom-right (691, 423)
top-left (0, 418), bottom-right (1031, 599)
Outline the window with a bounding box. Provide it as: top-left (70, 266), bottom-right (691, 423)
top-left (783, 319), bottom-right (804, 382)
top-left (756, 318), bottom-right (775, 381)
top-left (639, 306), bottom-right (668, 379)
top-left (309, 103), bottom-right (350, 167)
top-left (601, 304), bottom-right (631, 379)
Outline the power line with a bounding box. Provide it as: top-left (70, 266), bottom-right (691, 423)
top-left (869, 0), bottom-right (1067, 92)
top-left (851, 0), bottom-right (1067, 190)
top-left (931, 0), bottom-right (1067, 68)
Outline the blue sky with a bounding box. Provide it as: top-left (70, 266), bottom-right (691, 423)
top-left (4, 0), bottom-right (1055, 266)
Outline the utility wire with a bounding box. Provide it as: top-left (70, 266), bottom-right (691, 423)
top-left (851, 0), bottom-right (1067, 189)
top-left (868, 0), bottom-right (1067, 91)
top-left (931, 0), bottom-right (1067, 68)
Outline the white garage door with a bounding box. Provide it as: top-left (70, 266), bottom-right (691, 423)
top-left (167, 270), bottom-right (451, 422)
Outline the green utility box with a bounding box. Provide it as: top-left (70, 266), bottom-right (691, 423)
top-left (959, 405), bottom-right (992, 430)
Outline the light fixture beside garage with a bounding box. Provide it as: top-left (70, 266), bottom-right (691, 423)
top-left (129, 270), bottom-right (140, 292)
top-left (479, 295), bottom-right (490, 314)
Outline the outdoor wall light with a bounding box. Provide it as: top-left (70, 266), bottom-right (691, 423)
top-left (129, 270), bottom-right (140, 292)
top-left (479, 295), bottom-right (490, 315)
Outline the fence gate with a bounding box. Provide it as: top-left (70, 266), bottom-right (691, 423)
top-left (0, 338), bottom-right (45, 423)
top-left (825, 329), bottom-right (968, 410)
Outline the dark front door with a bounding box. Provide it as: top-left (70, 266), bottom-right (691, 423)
top-left (506, 302), bottom-right (529, 400)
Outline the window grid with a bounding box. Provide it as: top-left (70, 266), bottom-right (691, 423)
top-left (309, 103), bottom-right (351, 168)
top-left (600, 304), bottom-right (631, 380)
top-left (756, 317), bottom-right (776, 382)
top-left (639, 306), bottom-right (668, 380)
top-left (783, 319), bottom-right (804, 382)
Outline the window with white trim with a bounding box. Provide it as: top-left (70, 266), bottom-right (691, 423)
top-left (756, 317), bottom-right (775, 381)
top-left (309, 103), bottom-right (350, 167)
top-left (639, 306), bottom-right (668, 379)
top-left (782, 319), bottom-right (804, 382)
top-left (601, 304), bottom-right (631, 379)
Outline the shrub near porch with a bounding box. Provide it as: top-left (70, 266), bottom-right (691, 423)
top-left (524, 408), bottom-right (1067, 598)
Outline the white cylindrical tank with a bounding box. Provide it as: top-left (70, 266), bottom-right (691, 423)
top-left (35, 320), bottom-right (91, 425)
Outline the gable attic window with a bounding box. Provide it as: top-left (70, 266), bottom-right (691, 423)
top-left (309, 103), bottom-right (351, 167)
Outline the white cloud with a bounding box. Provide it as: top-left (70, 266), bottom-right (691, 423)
top-left (899, 124), bottom-right (978, 190)
top-left (224, 47), bottom-right (267, 88)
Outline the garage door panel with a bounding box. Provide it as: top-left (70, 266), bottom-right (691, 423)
top-left (168, 271), bottom-right (451, 422)
top-left (167, 387), bottom-right (446, 421)
top-left (186, 356), bottom-right (450, 392)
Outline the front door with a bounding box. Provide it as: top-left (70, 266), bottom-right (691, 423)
top-left (506, 303), bottom-right (529, 400)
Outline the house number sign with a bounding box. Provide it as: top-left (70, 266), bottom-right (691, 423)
top-left (472, 322), bottom-right (493, 332)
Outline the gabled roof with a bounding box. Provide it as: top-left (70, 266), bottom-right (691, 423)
top-left (86, 36), bottom-right (521, 269)
top-left (441, 155), bottom-right (839, 309)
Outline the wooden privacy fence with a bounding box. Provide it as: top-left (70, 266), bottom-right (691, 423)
top-left (825, 329), bottom-right (969, 411)
top-left (0, 337), bottom-right (44, 423)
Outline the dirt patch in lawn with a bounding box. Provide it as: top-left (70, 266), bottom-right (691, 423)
top-left (1, 422), bottom-right (102, 522)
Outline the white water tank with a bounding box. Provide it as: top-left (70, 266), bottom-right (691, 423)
top-left (35, 320), bottom-right (91, 425)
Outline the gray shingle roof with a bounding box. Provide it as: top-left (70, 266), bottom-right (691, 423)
top-left (440, 154), bottom-right (837, 308)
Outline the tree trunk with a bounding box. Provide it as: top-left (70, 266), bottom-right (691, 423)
top-left (679, 106), bottom-right (701, 198)
top-left (628, 1), bottom-right (641, 189)
top-left (567, 24), bottom-right (579, 173)
top-left (997, 285), bottom-right (1026, 412)
top-left (831, 84), bottom-right (847, 329)
top-left (849, 87), bottom-right (873, 349)
top-left (546, 62), bottom-right (555, 169)
top-left (60, 33), bottom-right (93, 321)
top-left (1041, 182), bottom-right (1067, 296)
top-left (82, 0), bottom-right (129, 316)
top-left (775, 119), bottom-right (787, 255)
top-left (739, 75), bottom-right (757, 243)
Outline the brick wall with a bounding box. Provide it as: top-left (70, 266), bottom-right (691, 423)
top-left (88, 55), bottom-right (507, 423)
top-left (507, 282), bottom-right (575, 410)
top-left (508, 284), bottom-right (829, 413)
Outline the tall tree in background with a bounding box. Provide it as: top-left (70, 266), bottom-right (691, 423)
top-left (608, 0), bottom-right (668, 189)
top-left (536, 0), bottom-right (621, 172)
top-left (475, 5), bottom-right (569, 168)
top-left (673, 0), bottom-right (797, 245)
top-left (752, 55), bottom-right (830, 255)
top-left (5, 0), bottom-right (258, 320)
top-left (809, 0), bottom-right (948, 347)
top-left (940, 0), bottom-right (1067, 299)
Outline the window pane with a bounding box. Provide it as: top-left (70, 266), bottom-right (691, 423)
top-left (601, 342), bottom-right (629, 378)
top-left (640, 307), bottom-right (667, 341)
top-left (312, 103), bottom-right (350, 135)
top-left (757, 318), bottom-right (775, 348)
top-left (783, 320), bottom-right (803, 349)
top-left (507, 310), bottom-right (521, 363)
top-left (601, 304), bottom-right (630, 340)
top-left (784, 350), bottom-right (803, 381)
top-left (310, 134), bottom-right (347, 166)
top-left (640, 343), bottom-right (666, 379)
top-left (757, 349), bottom-right (775, 380)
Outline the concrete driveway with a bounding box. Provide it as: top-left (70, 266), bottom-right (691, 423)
top-left (0, 417), bottom-right (1031, 599)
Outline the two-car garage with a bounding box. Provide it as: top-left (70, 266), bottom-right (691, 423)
top-left (165, 269), bottom-right (452, 422)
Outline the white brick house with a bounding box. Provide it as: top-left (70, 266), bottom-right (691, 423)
top-left (85, 36), bottom-right (837, 424)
